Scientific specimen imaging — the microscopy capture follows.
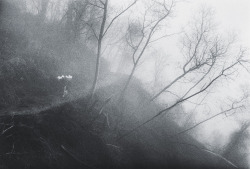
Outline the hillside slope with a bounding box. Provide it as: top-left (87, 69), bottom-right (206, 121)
top-left (0, 1), bottom-right (241, 168)
top-left (0, 87), bottom-right (238, 169)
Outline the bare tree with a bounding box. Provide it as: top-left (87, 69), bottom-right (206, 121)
top-left (88, 0), bottom-right (137, 102)
top-left (64, 0), bottom-right (90, 42)
top-left (119, 0), bottom-right (175, 99)
top-left (117, 8), bottom-right (249, 140)
top-left (151, 8), bottom-right (218, 101)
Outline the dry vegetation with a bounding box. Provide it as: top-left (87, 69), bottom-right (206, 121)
top-left (0, 0), bottom-right (249, 169)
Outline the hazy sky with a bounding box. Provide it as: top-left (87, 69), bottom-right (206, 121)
top-left (111, 0), bottom-right (250, 80)
top-left (109, 0), bottom-right (250, 110)
top-left (153, 0), bottom-right (250, 163)
top-left (124, 0), bottom-right (250, 97)
top-left (112, 0), bottom-right (250, 47)
top-left (110, 0), bottom-right (250, 160)
top-left (179, 0), bottom-right (250, 48)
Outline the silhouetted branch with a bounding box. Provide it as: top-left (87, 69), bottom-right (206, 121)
top-left (88, 1), bottom-right (104, 9)
top-left (174, 104), bottom-right (244, 136)
top-left (120, 0), bottom-right (175, 98)
top-left (61, 145), bottom-right (98, 169)
top-left (89, 0), bottom-right (108, 101)
top-left (169, 141), bottom-right (238, 168)
top-left (103, 0), bottom-right (137, 36)
top-left (151, 9), bottom-right (220, 101)
top-left (149, 31), bottom-right (183, 43)
top-left (117, 57), bottom-right (244, 140)
top-left (86, 23), bottom-right (99, 40)
top-left (89, 97), bottom-right (111, 126)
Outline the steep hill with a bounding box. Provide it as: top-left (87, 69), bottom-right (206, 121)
top-left (0, 1), bottom-right (240, 168)
top-left (0, 83), bottom-right (238, 169)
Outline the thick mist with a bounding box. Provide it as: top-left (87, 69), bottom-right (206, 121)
top-left (0, 0), bottom-right (249, 168)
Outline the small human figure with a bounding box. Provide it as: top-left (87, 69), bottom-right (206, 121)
top-left (63, 86), bottom-right (68, 97)
top-left (57, 75), bottom-right (73, 98)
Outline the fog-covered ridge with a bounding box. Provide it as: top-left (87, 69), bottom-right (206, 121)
top-left (0, 0), bottom-right (249, 168)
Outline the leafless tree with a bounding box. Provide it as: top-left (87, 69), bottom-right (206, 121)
top-left (151, 8), bottom-right (218, 101)
top-left (119, 0), bottom-right (176, 99)
top-left (87, 0), bottom-right (137, 102)
top-left (117, 8), bottom-right (249, 140)
top-left (64, 0), bottom-right (90, 42)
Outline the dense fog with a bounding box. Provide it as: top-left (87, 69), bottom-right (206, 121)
top-left (0, 0), bottom-right (249, 168)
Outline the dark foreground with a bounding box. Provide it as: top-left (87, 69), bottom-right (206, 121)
top-left (0, 98), bottom-right (237, 169)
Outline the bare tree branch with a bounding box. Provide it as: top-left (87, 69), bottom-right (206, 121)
top-left (103, 0), bottom-right (138, 36)
top-left (88, 1), bottom-right (104, 9)
top-left (117, 57), bottom-right (244, 141)
top-left (120, 0), bottom-right (175, 98)
top-left (169, 141), bottom-right (238, 168)
top-left (88, 0), bottom-right (137, 101)
top-left (61, 145), bottom-right (98, 169)
top-left (149, 31), bottom-right (183, 43)
top-left (173, 103), bottom-right (244, 136)
top-left (150, 8), bottom-right (239, 102)
top-left (86, 23), bottom-right (99, 40)
top-left (98, 0), bottom-right (105, 5)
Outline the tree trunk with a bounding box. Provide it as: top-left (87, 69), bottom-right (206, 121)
top-left (89, 0), bottom-right (108, 101)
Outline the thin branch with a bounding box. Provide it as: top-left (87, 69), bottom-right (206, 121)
top-left (88, 1), bottom-right (104, 9)
top-left (181, 58), bottom-right (215, 99)
top-left (103, 0), bottom-right (137, 36)
top-left (135, 1), bottom-right (173, 64)
top-left (173, 104), bottom-right (244, 136)
top-left (1, 125), bottom-right (14, 135)
top-left (89, 97), bottom-right (111, 126)
top-left (151, 59), bottom-right (208, 101)
top-left (120, 2), bottom-right (174, 98)
top-left (89, 0), bottom-right (108, 101)
top-left (86, 23), bottom-right (99, 40)
top-left (149, 31), bottom-right (183, 43)
top-left (61, 145), bottom-right (98, 169)
top-left (98, 0), bottom-right (105, 5)
top-left (203, 149), bottom-right (238, 168)
top-left (151, 72), bottom-right (187, 101)
top-left (169, 141), bottom-right (238, 168)
top-left (117, 60), bottom-right (241, 141)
